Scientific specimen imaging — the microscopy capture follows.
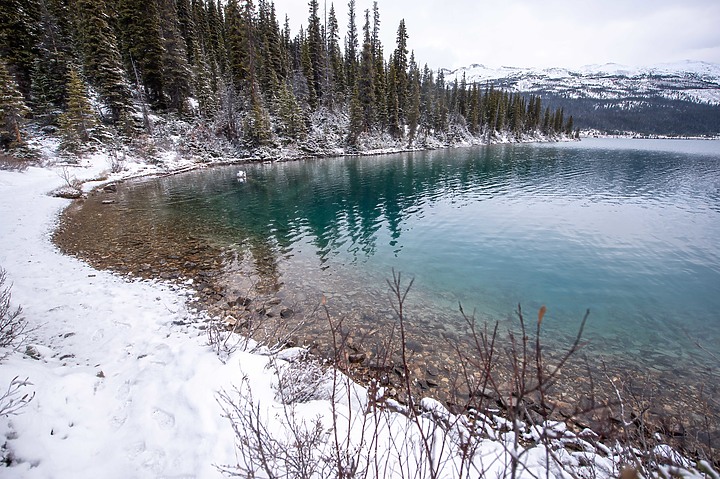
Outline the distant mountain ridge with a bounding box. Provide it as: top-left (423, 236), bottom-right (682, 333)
top-left (442, 61), bottom-right (720, 135)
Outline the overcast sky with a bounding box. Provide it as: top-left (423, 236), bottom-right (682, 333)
top-left (270, 0), bottom-right (720, 70)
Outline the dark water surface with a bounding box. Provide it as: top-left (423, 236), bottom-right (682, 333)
top-left (57, 138), bottom-right (720, 434)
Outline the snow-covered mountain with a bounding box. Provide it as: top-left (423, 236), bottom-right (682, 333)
top-left (442, 60), bottom-right (720, 105)
top-left (442, 61), bottom-right (720, 135)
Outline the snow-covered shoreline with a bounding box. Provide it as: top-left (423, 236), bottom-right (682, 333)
top-left (1, 146), bottom-right (717, 478)
top-left (0, 160), bottom-right (242, 477)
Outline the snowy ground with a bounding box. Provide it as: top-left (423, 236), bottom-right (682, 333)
top-left (0, 157), bottom-right (246, 478)
top-left (0, 149), bottom-right (716, 478)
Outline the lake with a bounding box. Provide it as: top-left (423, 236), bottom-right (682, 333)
top-left (58, 138), bottom-right (720, 406)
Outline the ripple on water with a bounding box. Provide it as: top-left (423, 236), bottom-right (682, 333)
top-left (55, 139), bottom-right (720, 452)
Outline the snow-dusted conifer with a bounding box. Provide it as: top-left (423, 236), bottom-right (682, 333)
top-left (158, 0), bottom-right (193, 113)
top-left (0, 0), bottom-right (41, 97)
top-left (58, 68), bottom-right (99, 152)
top-left (276, 81), bottom-right (305, 140)
top-left (0, 61), bottom-right (31, 147)
top-left (74, 0), bottom-right (132, 123)
top-left (327, 4), bottom-right (345, 103)
top-left (344, 0), bottom-right (359, 92)
top-left (357, 10), bottom-right (375, 131)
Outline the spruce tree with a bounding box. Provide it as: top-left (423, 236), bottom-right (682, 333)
top-left (419, 65), bottom-right (435, 133)
top-left (327, 4), bottom-right (345, 104)
top-left (246, 84), bottom-right (272, 146)
top-left (406, 53), bottom-right (420, 142)
top-left (116, 0), bottom-right (165, 108)
top-left (386, 60), bottom-right (401, 138)
top-left (257, 1), bottom-right (283, 101)
top-left (457, 72), bottom-right (467, 117)
top-left (300, 31), bottom-right (317, 108)
top-left (31, 0), bottom-right (74, 120)
top-left (0, 61), bottom-right (31, 148)
top-left (347, 84), bottom-right (364, 145)
top-left (225, 0), bottom-right (258, 92)
top-left (344, 0), bottom-right (358, 93)
top-left (58, 68), bottom-right (99, 152)
top-left (225, 0), bottom-right (246, 87)
top-left (468, 84), bottom-right (480, 134)
top-left (176, 0), bottom-right (197, 65)
top-left (371, 2), bottom-right (386, 129)
top-left (393, 20), bottom-right (409, 120)
top-left (276, 80), bottom-right (305, 140)
top-left (553, 107), bottom-right (564, 134)
top-left (357, 10), bottom-right (375, 131)
top-left (434, 69), bottom-right (448, 132)
top-left (540, 107), bottom-right (549, 134)
top-left (191, 48), bottom-right (216, 118)
top-left (0, 0), bottom-right (41, 97)
top-left (565, 115), bottom-right (574, 136)
top-left (306, 0), bottom-right (324, 106)
top-left (157, 0), bottom-right (193, 113)
top-left (74, 0), bottom-right (132, 123)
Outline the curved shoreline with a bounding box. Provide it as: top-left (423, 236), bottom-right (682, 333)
top-left (52, 150), bottom-right (720, 463)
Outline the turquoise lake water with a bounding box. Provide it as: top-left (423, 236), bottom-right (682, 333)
top-left (124, 138), bottom-right (720, 373)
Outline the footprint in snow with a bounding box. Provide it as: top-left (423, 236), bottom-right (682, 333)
top-left (151, 408), bottom-right (175, 429)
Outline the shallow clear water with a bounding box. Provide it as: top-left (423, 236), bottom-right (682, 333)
top-left (121, 138), bottom-right (720, 371)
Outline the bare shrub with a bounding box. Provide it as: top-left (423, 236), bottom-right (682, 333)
top-left (217, 270), bottom-right (719, 479)
top-left (217, 377), bottom-right (332, 479)
top-left (271, 353), bottom-right (332, 404)
top-left (0, 269), bottom-right (33, 418)
top-left (0, 268), bottom-right (26, 354)
top-left (0, 377), bottom-right (34, 417)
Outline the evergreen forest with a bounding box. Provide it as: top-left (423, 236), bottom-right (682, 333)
top-left (0, 0), bottom-right (575, 155)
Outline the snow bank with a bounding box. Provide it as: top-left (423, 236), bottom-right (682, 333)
top-left (0, 161), bottom-right (242, 477)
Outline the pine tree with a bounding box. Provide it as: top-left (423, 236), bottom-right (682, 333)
top-left (31, 0), bottom-right (74, 120)
top-left (176, 0), bottom-right (197, 65)
top-left (58, 68), bottom-right (99, 151)
top-left (542, 107), bottom-right (551, 134)
top-left (347, 84), bottom-right (363, 145)
top-left (306, 0), bottom-right (324, 106)
top-left (116, 0), bottom-right (165, 108)
top-left (257, 1), bottom-right (283, 101)
top-left (326, 4), bottom-right (344, 104)
top-left (225, 0), bottom-right (246, 87)
top-left (246, 84), bottom-right (271, 146)
top-left (419, 65), bottom-right (435, 133)
top-left (553, 107), bottom-right (564, 134)
top-left (357, 9), bottom-right (375, 131)
top-left (205, 0), bottom-right (226, 73)
top-left (192, 47), bottom-right (217, 118)
top-left (157, 0), bottom-right (193, 113)
top-left (276, 80), bottom-right (305, 140)
top-left (74, 0), bottom-right (132, 123)
top-left (300, 30), bottom-right (317, 108)
top-left (344, 0), bottom-right (358, 92)
top-left (386, 59), bottom-right (401, 138)
top-left (393, 19), bottom-right (409, 120)
top-left (468, 84), bottom-right (480, 134)
top-left (565, 115), bottom-right (574, 136)
top-left (434, 69), bottom-right (448, 132)
top-left (371, 2), bottom-right (386, 128)
top-left (406, 53), bottom-right (420, 142)
top-left (0, 0), bottom-right (41, 97)
top-left (0, 61), bottom-right (31, 147)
